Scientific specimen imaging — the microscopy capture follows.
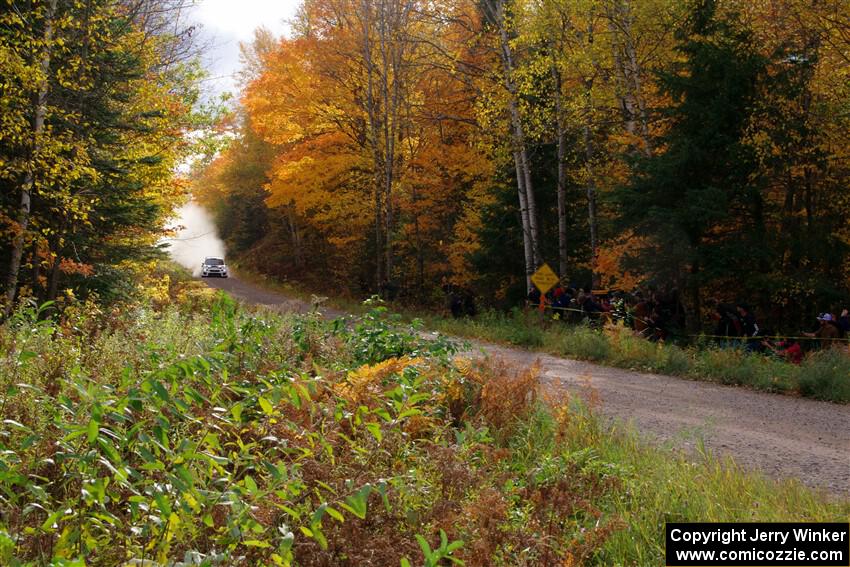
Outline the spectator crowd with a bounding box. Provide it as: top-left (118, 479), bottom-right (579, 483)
top-left (522, 284), bottom-right (849, 364)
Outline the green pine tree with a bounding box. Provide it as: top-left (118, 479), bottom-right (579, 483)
top-left (615, 0), bottom-right (769, 327)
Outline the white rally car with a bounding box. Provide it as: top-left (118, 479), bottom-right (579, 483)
top-left (201, 256), bottom-right (228, 278)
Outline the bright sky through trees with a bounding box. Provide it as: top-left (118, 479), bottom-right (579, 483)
top-left (193, 0), bottom-right (299, 97)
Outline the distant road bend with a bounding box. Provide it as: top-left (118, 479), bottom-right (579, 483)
top-left (201, 275), bottom-right (850, 496)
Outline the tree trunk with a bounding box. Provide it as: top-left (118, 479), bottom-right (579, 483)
top-left (495, 0), bottom-right (540, 270)
top-left (380, 0), bottom-right (395, 282)
top-left (803, 166), bottom-right (814, 235)
top-left (30, 245), bottom-right (42, 300)
top-left (607, 0), bottom-right (652, 156)
top-left (519, 147), bottom-right (540, 267)
top-left (287, 206), bottom-right (303, 268)
top-left (688, 259), bottom-right (701, 333)
top-left (360, 0), bottom-right (384, 289)
top-left (551, 61), bottom-right (568, 280)
top-left (583, 89), bottom-right (599, 289)
top-left (374, 185), bottom-right (384, 288)
top-left (508, 99), bottom-right (540, 266)
top-left (47, 253), bottom-right (62, 301)
top-left (412, 184), bottom-right (424, 290)
top-left (387, 1), bottom-right (411, 284)
top-left (479, 0), bottom-right (541, 285)
top-left (361, 0), bottom-right (412, 289)
top-left (514, 151), bottom-right (534, 291)
top-left (5, 0), bottom-right (57, 318)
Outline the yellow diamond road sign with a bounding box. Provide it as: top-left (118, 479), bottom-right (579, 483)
top-left (531, 263), bottom-right (559, 295)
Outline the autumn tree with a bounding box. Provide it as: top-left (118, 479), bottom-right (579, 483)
top-left (1, 0), bottom-right (200, 312)
top-left (226, 0), bottom-right (490, 294)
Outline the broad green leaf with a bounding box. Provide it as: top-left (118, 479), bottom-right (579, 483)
top-left (397, 408), bottom-right (422, 420)
top-left (325, 506), bottom-right (344, 523)
top-left (415, 534), bottom-right (433, 560)
top-left (365, 422), bottom-right (382, 442)
top-left (154, 493), bottom-right (171, 517)
top-left (41, 508), bottom-right (68, 532)
top-left (3, 420), bottom-right (30, 431)
top-left (150, 380), bottom-right (170, 403)
top-left (341, 485), bottom-right (371, 519)
top-left (87, 419), bottom-right (99, 444)
top-left (17, 351), bottom-right (37, 363)
top-left (231, 402), bottom-right (244, 422)
top-left (258, 396), bottom-right (274, 415)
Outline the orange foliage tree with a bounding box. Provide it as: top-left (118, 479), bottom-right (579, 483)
top-left (207, 1), bottom-right (495, 295)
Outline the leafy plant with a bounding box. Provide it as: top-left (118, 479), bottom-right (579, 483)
top-left (0, 297), bottom-right (845, 566)
top-left (406, 530), bottom-right (464, 566)
top-left (347, 297), bottom-right (460, 365)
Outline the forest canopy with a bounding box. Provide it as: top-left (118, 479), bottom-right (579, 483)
top-left (196, 0), bottom-right (848, 330)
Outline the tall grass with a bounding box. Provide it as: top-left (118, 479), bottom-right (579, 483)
top-left (545, 405), bottom-right (847, 564)
top-left (0, 294), bottom-right (846, 566)
top-left (427, 309), bottom-right (850, 403)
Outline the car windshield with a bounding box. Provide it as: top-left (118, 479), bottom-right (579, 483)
top-left (204, 258), bottom-right (224, 266)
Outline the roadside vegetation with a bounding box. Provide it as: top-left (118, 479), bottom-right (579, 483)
top-left (1, 280), bottom-right (846, 566)
top-left (227, 266), bottom-right (850, 404)
top-left (424, 309), bottom-right (850, 404)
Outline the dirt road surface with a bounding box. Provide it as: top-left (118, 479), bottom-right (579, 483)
top-left (201, 275), bottom-right (850, 496)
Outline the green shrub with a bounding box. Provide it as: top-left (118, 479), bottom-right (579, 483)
top-left (347, 297), bottom-right (459, 364)
top-left (661, 343), bottom-right (692, 375)
top-left (798, 348), bottom-right (850, 401)
top-left (692, 348), bottom-right (758, 385)
top-left (502, 322), bottom-right (545, 347)
top-left (689, 347), bottom-right (797, 393)
top-left (606, 327), bottom-right (690, 374)
top-left (431, 308), bottom-right (545, 348)
top-left (559, 325), bottom-right (611, 361)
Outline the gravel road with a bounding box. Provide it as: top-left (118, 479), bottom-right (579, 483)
top-left (201, 275), bottom-right (850, 496)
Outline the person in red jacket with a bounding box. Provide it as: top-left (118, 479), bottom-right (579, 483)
top-left (762, 338), bottom-right (803, 364)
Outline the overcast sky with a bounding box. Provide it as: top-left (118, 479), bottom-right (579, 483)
top-left (191, 0), bottom-right (300, 99)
